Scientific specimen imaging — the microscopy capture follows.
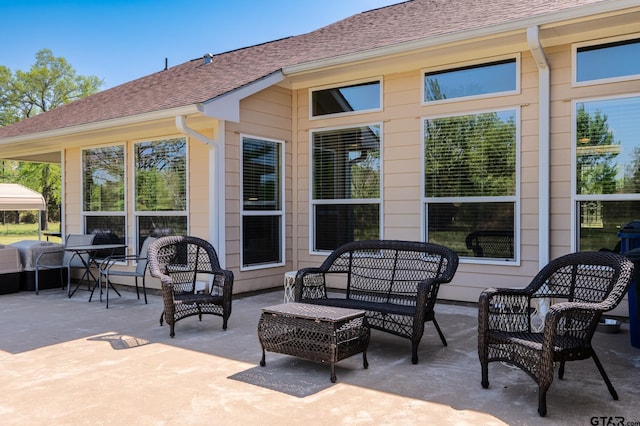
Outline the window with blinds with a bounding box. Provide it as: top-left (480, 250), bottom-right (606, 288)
top-left (83, 145), bottom-right (125, 212)
top-left (241, 136), bottom-right (284, 268)
top-left (575, 95), bottom-right (640, 251)
top-left (82, 145), bottom-right (126, 255)
top-left (134, 138), bottom-right (187, 241)
top-left (423, 110), bottom-right (517, 260)
top-left (311, 124), bottom-right (381, 252)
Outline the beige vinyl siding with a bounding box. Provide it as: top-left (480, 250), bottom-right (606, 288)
top-left (63, 148), bottom-right (83, 235)
top-left (225, 85), bottom-right (292, 293)
top-left (188, 138), bottom-right (210, 239)
top-left (291, 53), bottom-right (547, 302)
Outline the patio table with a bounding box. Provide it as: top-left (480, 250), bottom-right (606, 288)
top-left (64, 244), bottom-right (127, 300)
top-left (257, 302), bottom-right (370, 382)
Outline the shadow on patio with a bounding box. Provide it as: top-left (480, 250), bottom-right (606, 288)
top-left (1, 287), bottom-right (638, 425)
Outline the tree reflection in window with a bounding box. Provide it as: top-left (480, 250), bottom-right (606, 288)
top-left (135, 138), bottom-right (187, 211)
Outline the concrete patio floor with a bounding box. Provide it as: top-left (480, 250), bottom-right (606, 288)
top-left (1, 286), bottom-right (639, 425)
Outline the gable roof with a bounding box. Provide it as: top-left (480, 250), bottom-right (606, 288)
top-left (0, 0), bottom-right (627, 140)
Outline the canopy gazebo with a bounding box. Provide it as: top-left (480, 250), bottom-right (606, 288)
top-left (0, 183), bottom-right (46, 240)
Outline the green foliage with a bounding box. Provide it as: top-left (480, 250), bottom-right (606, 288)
top-left (1, 49), bottom-right (102, 121)
top-left (1, 49), bottom-right (102, 226)
top-left (575, 104), bottom-right (619, 195)
top-left (83, 146), bottom-right (125, 211)
top-left (135, 139), bottom-right (187, 211)
top-left (424, 111), bottom-right (516, 198)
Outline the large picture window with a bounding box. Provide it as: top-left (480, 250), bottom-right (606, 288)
top-left (82, 145), bottom-right (126, 256)
top-left (575, 37), bottom-right (640, 84)
top-left (311, 124), bottom-right (381, 252)
top-left (575, 95), bottom-right (640, 251)
top-left (134, 138), bottom-right (187, 244)
top-left (423, 110), bottom-right (517, 261)
top-left (241, 136), bottom-right (284, 268)
top-left (423, 58), bottom-right (517, 103)
top-left (311, 80), bottom-right (381, 118)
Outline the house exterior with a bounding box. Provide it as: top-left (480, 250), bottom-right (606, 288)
top-left (1, 0), bottom-right (639, 315)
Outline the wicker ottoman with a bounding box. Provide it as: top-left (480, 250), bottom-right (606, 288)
top-left (258, 302), bottom-right (370, 382)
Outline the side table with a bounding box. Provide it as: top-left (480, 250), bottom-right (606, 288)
top-left (283, 270), bottom-right (325, 303)
top-left (258, 302), bottom-right (370, 383)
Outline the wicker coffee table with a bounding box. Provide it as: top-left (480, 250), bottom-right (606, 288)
top-left (258, 302), bottom-right (370, 383)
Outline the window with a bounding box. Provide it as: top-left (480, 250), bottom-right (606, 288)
top-left (241, 136), bottom-right (284, 268)
top-left (82, 145), bottom-right (126, 256)
top-left (423, 58), bottom-right (517, 103)
top-left (311, 80), bottom-right (381, 117)
top-left (575, 95), bottom-right (640, 251)
top-left (575, 37), bottom-right (640, 84)
top-left (134, 138), bottom-right (187, 246)
top-left (311, 124), bottom-right (381, 252)
top-left (423, 110), bottom-right (517, 261)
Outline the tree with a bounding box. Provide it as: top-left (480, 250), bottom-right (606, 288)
top-left (575, 104), bottom-right (619, 195)
top-left (2, 49), bottom-right (102, 121)
top-left (1, 49), bottom-right (102, 228)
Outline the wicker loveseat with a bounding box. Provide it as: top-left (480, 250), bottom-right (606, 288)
top-left (294, 240), bottom-right (459, 364)
top-left (148, 235), bottom-right (234, 337)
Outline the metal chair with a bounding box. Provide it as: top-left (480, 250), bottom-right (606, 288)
top-left (478, 251), bottom-right (634, 416)
top-left (147, 235), bottom-right (234, 337)
top-left (98, 237), bottom-right (156, 308)
top-left (35, 234), bottom-right (96, 296)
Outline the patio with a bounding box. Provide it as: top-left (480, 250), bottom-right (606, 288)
top-left (1, 286), bottom-right (638, 425)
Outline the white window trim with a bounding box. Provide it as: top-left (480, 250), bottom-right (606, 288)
top-left (421, 107), bottom-right (521, 265)
top-left (132, 136), bottom-right (189, 255)
top-left (572, 34), bottom-right (640, 88)
top-left (308, 122), bottom-right (384, 255)
top-left (309, 77), bottom-right (383, 120)
top-left (421, 53), bottom-right (521, 106)
top-left (240, 134), bottom-right (286, 271)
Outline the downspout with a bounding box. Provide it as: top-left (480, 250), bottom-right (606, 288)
top-left (175, 115), bottom-right (226, 267)
top-left (527, 26), bottom-right (550, 270)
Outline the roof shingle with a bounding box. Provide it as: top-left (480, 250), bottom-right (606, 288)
top-left (0, 0), bottom-right (608, 139)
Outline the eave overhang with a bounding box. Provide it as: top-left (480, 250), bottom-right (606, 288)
top-left (200, 70), bottom-right (285, 122)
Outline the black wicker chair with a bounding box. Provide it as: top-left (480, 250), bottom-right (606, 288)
top-left (148, 236), bottom-right (234, 337)
top-left (478, 251), bottom-right (634, 416)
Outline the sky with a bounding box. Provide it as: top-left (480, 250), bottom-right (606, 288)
top-left (1, 0), bottom-right (404, 89)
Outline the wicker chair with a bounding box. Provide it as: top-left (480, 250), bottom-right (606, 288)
top-left (478, 251), bottom-right (634, 417)
top-left (148, 236), bottom-right (234, 337)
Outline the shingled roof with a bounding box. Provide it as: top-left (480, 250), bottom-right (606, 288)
top-left (0, 0), bottom-right (608, 139)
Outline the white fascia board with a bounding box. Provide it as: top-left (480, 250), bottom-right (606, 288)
top-left (283, 0), bottom-right (638, 75)
top-left (0, 105), bottom-right (200, 145)
top-left (200, 71), bottom-right (285, 122)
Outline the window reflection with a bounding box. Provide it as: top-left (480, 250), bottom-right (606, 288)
top-left (312, 81), bottom-right (380, 117)
top-left (424, 59), bottom-right (517, 102)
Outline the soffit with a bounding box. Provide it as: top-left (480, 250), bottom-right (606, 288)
top-left (281, 6), bottom-right (640, 90)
